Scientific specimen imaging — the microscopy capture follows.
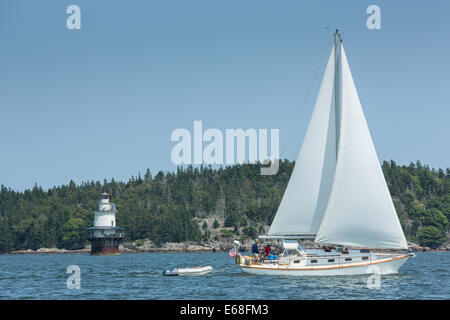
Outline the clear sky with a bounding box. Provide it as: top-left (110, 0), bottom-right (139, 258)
top-left (0, 0), bottom-right (449, 191)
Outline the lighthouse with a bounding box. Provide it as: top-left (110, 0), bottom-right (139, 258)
top-left (87, 192), bottom-right (124, 255)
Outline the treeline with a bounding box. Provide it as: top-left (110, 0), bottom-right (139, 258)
top-left (383, 160), bottom-right (449, 248)
top-left (0, 160), bottom-right (448, 253)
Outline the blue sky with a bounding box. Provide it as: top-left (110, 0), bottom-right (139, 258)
top-left (0, 0), bottom-right (449, 191)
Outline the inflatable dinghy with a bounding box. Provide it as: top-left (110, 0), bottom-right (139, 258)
top-left (163, 266), bottom-right (213, 276)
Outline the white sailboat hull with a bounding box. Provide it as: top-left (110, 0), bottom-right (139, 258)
top-left (237, 253), bottom-right (413, 276)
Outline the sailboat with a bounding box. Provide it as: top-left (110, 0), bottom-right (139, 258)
top-left (235, 30), bottom-right (414, 276)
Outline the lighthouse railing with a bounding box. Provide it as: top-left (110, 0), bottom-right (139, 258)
top-left (87, 226), bottom-right (124, 239)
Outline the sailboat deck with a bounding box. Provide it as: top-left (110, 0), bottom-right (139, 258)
top-left (239, 252), bottom-right (412, 275)
top-left (243, 248), bottom-right (411, 268)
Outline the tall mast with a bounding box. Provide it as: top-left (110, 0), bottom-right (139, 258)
top-left (333, 29), bottom-right (342, 154)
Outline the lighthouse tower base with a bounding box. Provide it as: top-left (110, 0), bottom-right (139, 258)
top-left (88, 236), bottom-right (122, 255)
top-left (87, 226), bottom-right (124, 256)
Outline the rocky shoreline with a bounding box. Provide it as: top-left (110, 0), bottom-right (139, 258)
top-left (5, 239), bottom-right (240, 255)
top-left (4, 239), bottom-right (449, 255)
top-left (403, 243), bottom-right (449, 252)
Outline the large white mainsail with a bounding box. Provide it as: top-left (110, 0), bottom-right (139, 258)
top-left (314, 45), bottom-right (408, 249)
top-left (268, 46), bottom-right (337, 237)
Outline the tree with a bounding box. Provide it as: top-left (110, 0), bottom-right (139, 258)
top-left (0, 220), bottom-right (13, 253)
top-left (144, 169), bottom-right (152, 184)
top-left (62, 218), bottom-right (86, 250)
top-left (422, 208), bottom-right (448, 231)
top-left (243, 226), bottom-right (258, 239)
top-left (417, 226), bottom-right (447, 249)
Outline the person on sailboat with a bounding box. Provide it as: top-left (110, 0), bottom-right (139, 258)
top-left (264, 245), bottom-right (271, 257)
top-left (267, 251), bottom-right (278, 260)
top-left (252, 242), bottom-right (259, 255)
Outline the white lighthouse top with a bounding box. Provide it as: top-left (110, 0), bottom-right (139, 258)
top-left (99, 192), bottom-right (114, 212)
top-left (94, 192), bottom-right (117, 228)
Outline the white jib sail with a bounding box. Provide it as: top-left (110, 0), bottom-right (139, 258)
top-left (268, 46), bottom-right (337, 236)
top-left (315, 45), bottom-right (408, 249)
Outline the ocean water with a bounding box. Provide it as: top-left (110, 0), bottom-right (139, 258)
top-left (0, 252), bottom-right (448, 300)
